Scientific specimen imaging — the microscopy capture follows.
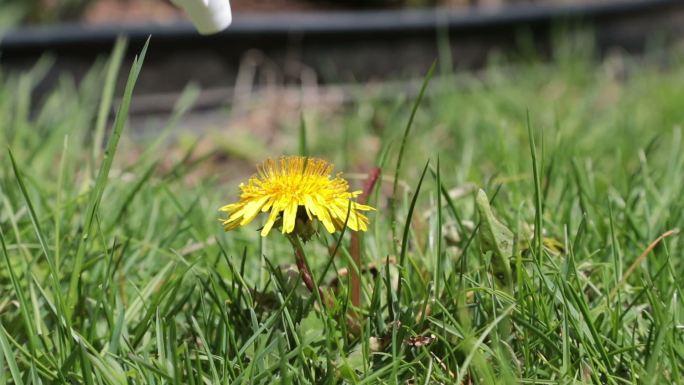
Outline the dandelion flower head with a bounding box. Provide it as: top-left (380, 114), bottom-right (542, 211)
top-left (220, 156), bottom-right (374, 237)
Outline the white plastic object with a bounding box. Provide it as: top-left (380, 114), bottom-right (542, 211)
top-left (171, 0), bottom-right (232, 35)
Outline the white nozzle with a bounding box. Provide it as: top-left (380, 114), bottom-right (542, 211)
top-left (172, 0), bottom-right (232, 35)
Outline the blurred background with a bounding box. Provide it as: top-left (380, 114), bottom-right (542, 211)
top-left (1, 0), bottom-right (683, 175)
top-left (2, 0), bottom-right (617, 25)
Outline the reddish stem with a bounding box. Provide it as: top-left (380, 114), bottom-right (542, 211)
top-left (288, 234), bottom-right (331, 307)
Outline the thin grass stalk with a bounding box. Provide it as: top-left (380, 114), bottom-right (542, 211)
top-left (349, 167), bottom-right (381, 307)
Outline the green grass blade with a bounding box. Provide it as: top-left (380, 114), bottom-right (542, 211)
top-left (7, 149), bottom-right (69, 339)
top-left (298, 112), bottom-right (308, 157)
top-left (92, 37), bottom-right (127, 165)
top-left (396, 160), bottom-right (430, 307)
top-left (67, 38), bottom-right (150, 315)
top-left (0, 325), bottom-right (25, 385)
top-left (391, 62), bottom-right (436, 242)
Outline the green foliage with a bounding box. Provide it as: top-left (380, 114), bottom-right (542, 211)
top-left (0, 36), bottom-right (683, 384)
top-left (475, 189), bottom-right (514, 292)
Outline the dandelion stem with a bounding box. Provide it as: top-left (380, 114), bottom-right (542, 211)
top-left (286, 233), bottom-right (331, 307)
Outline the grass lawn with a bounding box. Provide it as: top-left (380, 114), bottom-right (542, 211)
top-left (1, 36), bottom-right (683, 384)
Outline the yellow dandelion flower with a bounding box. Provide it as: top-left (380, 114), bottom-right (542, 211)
top-left (220, 156), bottom-right (374, 237)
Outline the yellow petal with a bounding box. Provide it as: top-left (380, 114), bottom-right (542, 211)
top-left (222, 217), bottom-right (241, 231)
top-left (239, 195), bottom-right (270, 225)
top-left (354, 202), bottom-right (375, 212)
top-left (282, 200), bottom-right (298, 234)
top-left (317, 207), bottom-right (336, 233)
top-left (304, 195), bottom-right (319, 217)
top-left (219, 203), bottom-right (240, 212)
top-left (261, 209), bottom-right (280, 237)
